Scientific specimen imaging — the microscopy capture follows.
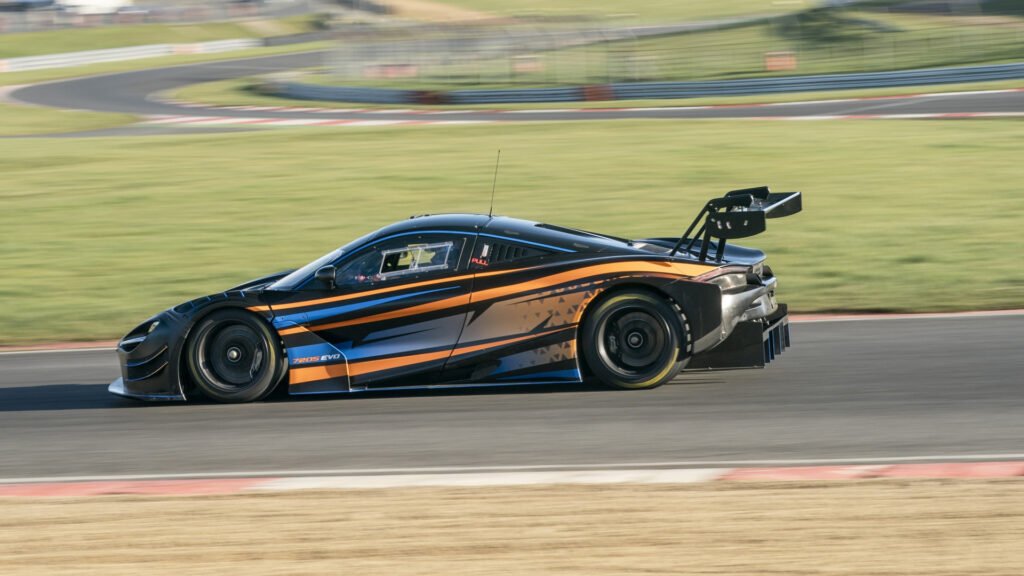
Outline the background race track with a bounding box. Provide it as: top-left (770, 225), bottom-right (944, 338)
top-left (2, 314), bottom-right (1022, 480)
top-left (12, 51), bottom-right (1024, 125)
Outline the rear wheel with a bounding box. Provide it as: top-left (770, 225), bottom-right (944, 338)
top-left (581, 291), bottom-right (687, 390)
top-left (186, 309), bottom-right (284, 403)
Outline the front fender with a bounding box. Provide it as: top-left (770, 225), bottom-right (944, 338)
top-left (111, 289), bottom-right (276, 401)
top-left (112, 310), bottom-right (188, 400)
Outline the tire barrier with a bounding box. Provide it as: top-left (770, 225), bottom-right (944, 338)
top-left (262, 61), bottom-right (1024, 105)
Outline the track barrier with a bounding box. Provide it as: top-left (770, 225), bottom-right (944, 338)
top-left (263, 61), bottom-right (1024, 105)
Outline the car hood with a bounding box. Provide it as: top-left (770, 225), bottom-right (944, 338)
top-left (226, 269), bottom-right (296, 292)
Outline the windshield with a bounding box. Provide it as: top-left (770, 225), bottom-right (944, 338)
top-left (267, 247), bottom-right (345, 291)
top-left (267, 230), bottom-right (377, 291)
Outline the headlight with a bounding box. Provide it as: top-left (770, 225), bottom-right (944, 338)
top-left (120, 319), bottom-right (161, 352)
top-left (709, 272), bottom-right (748, 291)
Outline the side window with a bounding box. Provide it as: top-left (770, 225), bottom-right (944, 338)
top-left (471, 240), bottom-right (551, 269)
top-left (380, 242), bottom-right (454, 277)
top-left (339, 237), bottom-right (464, 286)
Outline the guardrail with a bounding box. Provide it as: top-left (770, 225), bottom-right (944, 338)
top-left (264, 62), bottom-right (1024, 105)
top-left (0, 38), bottom-right (263, 73)
top-left (0, 1), bottom-right (305, 35)
top-left (608, 63), bottom-right (1024, 101)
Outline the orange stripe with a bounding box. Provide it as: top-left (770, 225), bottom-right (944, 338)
top-left (270, 267), bottom-right (526, 312)
top-left (289, 327), bottom-right (569, 384)
top-left (573, 290), bottom-right (604, 325)
top-left (281, 260), bottom-right (716, 336)
top-left (289, 363), bottom-right (349, 385)
top-left (450, 327), bottom-right (565, 358)
top-left (278, 293), bottom-right (472, 336)
top-left (470, 261), bottom-right (713, 304)
top-left (349, 327), bottom-right (566, 377)
top-left (268, 259), bottom-right (710, 314)
top-left (347, 348), bottom-right (453, 377)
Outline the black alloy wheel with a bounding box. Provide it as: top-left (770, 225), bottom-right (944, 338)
top-left (186, 309), bottom-right (285, 403)
top-left (580, 291), bottom-right (687, 390)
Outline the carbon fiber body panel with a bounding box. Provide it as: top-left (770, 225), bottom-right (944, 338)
top-left (111, 214), bottom-right (788, 401)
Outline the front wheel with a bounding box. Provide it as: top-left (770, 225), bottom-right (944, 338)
top-left (185, 309), bottom-right (285, 403)
top-left (580, 291), bottom-right (687, 390)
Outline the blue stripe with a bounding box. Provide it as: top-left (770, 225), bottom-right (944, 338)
top-left (275, 286), bottom-right (457, 325)
top-left (496, 369), bottom-right (581, 381)
top-left (478, 233), bottom-right (574, 253)
top-left (351, 230), bottom-right (575, 257)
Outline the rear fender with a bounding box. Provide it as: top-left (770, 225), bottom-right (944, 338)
top-left (574, 275), bottom-right (722, 367)
top-left (595, 276), bottom-right (722, 349)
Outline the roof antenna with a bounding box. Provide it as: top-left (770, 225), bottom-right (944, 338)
top-left (488, 149), bottom-right (501, 218)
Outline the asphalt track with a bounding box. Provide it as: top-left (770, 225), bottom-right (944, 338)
top-left (1, 315), bottom-right (1022, 480)
top-left (11, 51), bottom-right (1024, 124)
top-left (4, 54), bottom-right (1024, 481)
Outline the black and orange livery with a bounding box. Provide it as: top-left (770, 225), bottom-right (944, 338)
top-left (110, 187), bottom-right (800, 403)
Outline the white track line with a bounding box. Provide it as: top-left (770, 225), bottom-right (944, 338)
top-left (3, 454), bottom-right (1024, 484)
top-left (257, 468), bottom-right (728, 490)
top-left (139, 110), bottom-right (1024, 128)
top-left (792, 309), bottom-right (1024, 323)
top-left (767, 98), bottom-right (858, 106)
top-left (915, 89), bottom-right (1020, 98)
top-left (0, 347), bottom-right (115, 355)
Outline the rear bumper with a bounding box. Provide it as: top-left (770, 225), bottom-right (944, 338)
top-left (692, 276), bottom-right (779, 356)
top-left (685, 304), bottom-right (790, 370)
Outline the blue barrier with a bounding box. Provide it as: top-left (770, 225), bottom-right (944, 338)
top-left (262, 82), bottom-right (414, 105)
top-left (445, 87), bottom-right (585, 105)
top-left (264, 62), bottom-right (1024, 105)
top-left (610, 63), bottom-right (1024, 100)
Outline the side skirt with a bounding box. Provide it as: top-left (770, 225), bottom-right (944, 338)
top-left (287, 379), bottom-right (589, 396)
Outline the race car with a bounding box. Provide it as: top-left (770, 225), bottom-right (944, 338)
top-left (110, 186), bottom-right (801, 403)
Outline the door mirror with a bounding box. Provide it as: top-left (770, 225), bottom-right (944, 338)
top-left (314, 265), bottom-right (337, 290)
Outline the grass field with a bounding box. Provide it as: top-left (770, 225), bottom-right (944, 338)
top-left (0, 17), bottom-right (317, 59)
top-left (0, 102), bottom-right (134, 136)
top-left (603, 10), bottom-right (1024, 81)
top-left (319, 9), bottom-right (1024, 89)
top-left (2, 119), bottom-right (1022, 343)
top-left (2, 480), bottom-right (1022, 574)
top-left (431, 0), bottom-right (804, 21)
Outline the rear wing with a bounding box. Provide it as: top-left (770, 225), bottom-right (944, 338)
top-left (669, 186), bottom-right (802, 263)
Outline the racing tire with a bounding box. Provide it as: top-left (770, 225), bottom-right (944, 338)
top-left (580, 291), bottom-right (687, 390)
top-left (186, 309), bottom-right (285, 403)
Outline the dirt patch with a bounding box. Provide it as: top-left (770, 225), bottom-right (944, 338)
top-left (382, 0), bottom-right (492, 21)
top-left (240, 19), bottom-right (292, 36)
top-left (1, 480), bottom-right (1022, 575)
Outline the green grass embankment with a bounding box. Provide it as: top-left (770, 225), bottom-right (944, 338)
top-left (2, 118), bottom-right (1022, 342)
